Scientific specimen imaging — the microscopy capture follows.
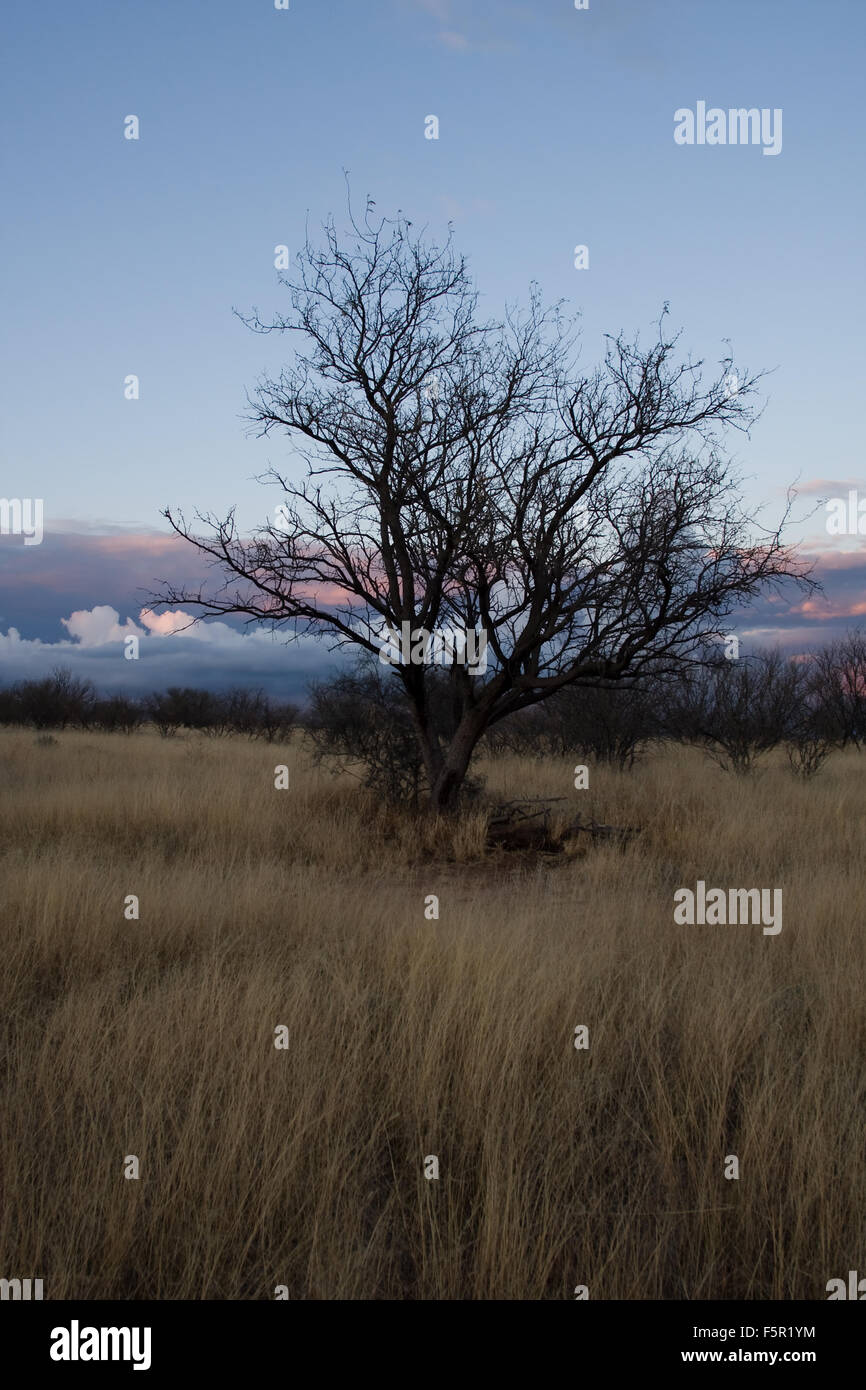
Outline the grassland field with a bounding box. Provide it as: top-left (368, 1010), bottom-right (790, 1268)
top-left (1, 726), bottom-right (864, 1299)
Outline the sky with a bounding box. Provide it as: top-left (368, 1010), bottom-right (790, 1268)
top-left (1, 0), bottom-right (865, 699)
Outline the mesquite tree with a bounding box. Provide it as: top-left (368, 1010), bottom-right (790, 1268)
top-left (155, 198), bottom-right (813, 811)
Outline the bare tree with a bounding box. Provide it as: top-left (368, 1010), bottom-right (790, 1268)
top-left (534, 677), bottom-right (663, 769)
top-left (144, 687), bottom-right (217, 737)
top-left (154, 197), bottom-right (813, 812)
top-left (809, 629), bottom-right (866, 749)
top-left (5, 668), bottom-right (95, 730)
top-left (89, 694), bottom-right (142, 734)
top-left (666, 647), bottom-right (808, 775)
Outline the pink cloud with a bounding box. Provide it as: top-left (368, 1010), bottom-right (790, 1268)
top-left (87, 534), bottom-right (188, 558)
top-left (293, 581), bottom-right (360, 607)
top-left (795, 478), bottom-right (866, 497)
top-left (138, 608), bottom-right (198, 636)
top-left (787, 597), bottom-right (866, 620)
top-left (800, 547), bottom-right (866, 571)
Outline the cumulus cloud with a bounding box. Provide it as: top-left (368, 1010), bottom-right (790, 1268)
top-left (138, 608), bottom-right (201, 637)
top-left (61, 606), bottom-right (146, 646)
top-left (0, 605), bottom-right (345, 702)
top-left (0, 528), bottom-right (211, 642)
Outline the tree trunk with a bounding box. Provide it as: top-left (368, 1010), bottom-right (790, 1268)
top-left (427, 716), bottom-right (484, 813)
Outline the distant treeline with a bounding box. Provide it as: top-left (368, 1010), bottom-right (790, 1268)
top-left (0, 671), bottom-right (298, 742)
top-left (304, 633), bottom-right (866, 796)
top-left (2, 631), bottom-right (866, 791)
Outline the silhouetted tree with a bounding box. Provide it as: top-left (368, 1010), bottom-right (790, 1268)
top-left (154, 197), bottom-right (813, 810)
top-left (809, 630), bottom-right (866, 749)
top-left (666, 648), bottom-right (806, 774)
top-left (89, 694), bottom-right (142, 733)
top-left (6, 668), bottom-right (95, 729)
top-left (534, 677), bottom-right (662, 768)
top-left (145, 687), bottom-right (219, 736)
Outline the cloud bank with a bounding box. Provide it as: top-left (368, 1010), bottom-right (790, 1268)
top-left (3, 526), bottom-right (866, 700)
top-left (0, 605), bottom-right (345, 701)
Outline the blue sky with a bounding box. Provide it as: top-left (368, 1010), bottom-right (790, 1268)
top-left (1, 0), bottom-right (865, 696)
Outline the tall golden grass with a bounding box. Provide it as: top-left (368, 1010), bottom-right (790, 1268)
top-left (0, 726), bottom-right (863, 1299)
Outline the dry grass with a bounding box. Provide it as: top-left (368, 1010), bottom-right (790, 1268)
top-left (0, 726), bottom-right (864, 1299)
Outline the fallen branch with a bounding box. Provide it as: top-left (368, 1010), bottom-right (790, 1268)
top-left (567, 813), bottom-right (641, 845)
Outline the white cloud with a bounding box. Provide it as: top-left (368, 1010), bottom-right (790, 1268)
top-left (0, 606), bottom-right (345, 699)
top-left (61, 605), bottom-right (146, 647)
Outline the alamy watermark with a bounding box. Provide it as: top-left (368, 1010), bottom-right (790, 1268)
top-left (674, 103), bottom-right (782, 157)
top-left (50, 1321), bottom-right (152, 1371)
top-left (825, 490), bottom-right (866, 536)
top-left (379, 621), bottom-right (488, 674)
top-left (1, 1276), bottom-right (43, 1300)
top-left (0, 497), bottom-right (43, 545)
top-left (674, 881), bottom-right (782, 935)
top-left (826, 1270), bottom-right (866, 1299)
